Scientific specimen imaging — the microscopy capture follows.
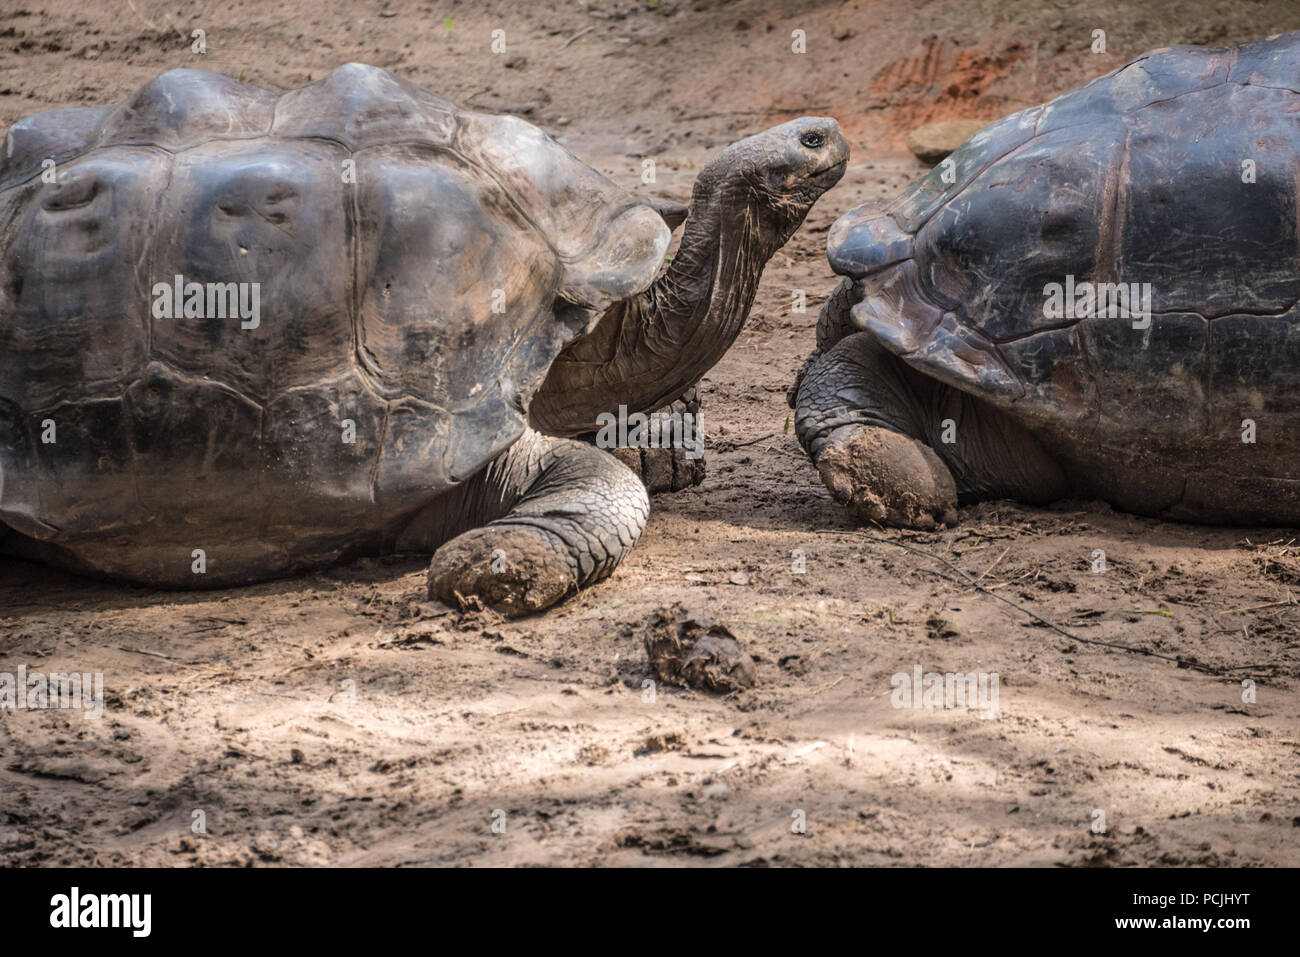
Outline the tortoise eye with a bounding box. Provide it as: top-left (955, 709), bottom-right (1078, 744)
top-left (800, 131), bottom-right (826, 149)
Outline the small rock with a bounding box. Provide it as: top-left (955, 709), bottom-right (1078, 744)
top-left (728, 571), bottom-right (750, 586)
top-left (251, 832), bottom-right (280, 857)
top-left (831, 24), bottom-right (854, 41)
top-left (905, 119), bottom-right (987, 165)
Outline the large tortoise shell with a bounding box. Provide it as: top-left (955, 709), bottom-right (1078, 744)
top-left (0, 64), bottom-right (668, 579)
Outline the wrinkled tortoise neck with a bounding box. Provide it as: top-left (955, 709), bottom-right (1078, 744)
top-left (528, 168), bottom-right (788, 436)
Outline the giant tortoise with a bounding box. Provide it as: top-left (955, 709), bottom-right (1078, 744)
top-left (0, 64), bottom-right (847, 614)
top-left (795, 32), bottom-right (1300, 528)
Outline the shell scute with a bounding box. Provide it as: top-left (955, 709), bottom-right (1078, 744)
top-left (28, 397), bottom-right (135, 539)
top-left (123, 362), bottom-right (264, 525)
top-left (1036, 44), bottom-right (1231, 135)
top-left (149, 139), bottom-right (353, 402)
top-left (98, 69), bottom-right (277, 152)
top-left (912, 118), bottom-right (1121, 340)
top-left (262, 369), bottom-right (388, 528)
top-left (271, 63), bottom-right (455, 150)
top-left (0, 106), bottom-right (110, 191)
top-left (888, 104), bottom-right (1042, 235)
top-left (0, 147), bottom-right (165, 410)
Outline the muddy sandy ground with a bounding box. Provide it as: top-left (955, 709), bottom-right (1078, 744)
top-left (2, 0), bottom-right (1299, 866)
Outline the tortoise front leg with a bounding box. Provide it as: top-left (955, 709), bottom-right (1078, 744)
top-left (795, 332), bottom-right (958, 528)
top-left (794, 331), bottom-right (1067, 527)
top-left (415, 429), bottom-right (649, 617)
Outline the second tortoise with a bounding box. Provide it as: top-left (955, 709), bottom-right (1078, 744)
top-left (795, 32), bottom-right (1300, 528)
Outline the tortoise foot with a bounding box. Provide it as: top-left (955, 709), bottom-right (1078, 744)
top-left (428, 525), bottom-right (577, 618)
top-left (817, 425), bottom-right (957, 529)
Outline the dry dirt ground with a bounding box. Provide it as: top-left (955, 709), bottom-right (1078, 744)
top-left (2, 0), bottom-right (1300, 866)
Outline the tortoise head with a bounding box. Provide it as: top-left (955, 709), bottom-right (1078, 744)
top-left (695, 117), bottom-right (849, 248)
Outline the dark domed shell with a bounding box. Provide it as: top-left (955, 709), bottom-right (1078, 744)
top-left (829, 33), bottom-right (1300, 462)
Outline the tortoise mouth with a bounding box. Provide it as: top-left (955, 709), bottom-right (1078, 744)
top-left (809, 159), bottom-right (849, 184)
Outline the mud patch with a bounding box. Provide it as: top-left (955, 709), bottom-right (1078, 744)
top-left (643, 608), bottom-right (758, 694)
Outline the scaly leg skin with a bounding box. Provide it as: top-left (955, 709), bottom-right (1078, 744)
top-left (786, 277), bottom-right (863, 408)
top-left (420, 429), bottom-right (650, 617)
top-left (587, 386), bottom-right (706, 495)
top-left (795, 331), bottom-right (1067, 528)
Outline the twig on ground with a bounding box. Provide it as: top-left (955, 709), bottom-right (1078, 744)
top-left (559, 25), bottom-right (595, 49)
top-left (1218, 596), bottom-right (1297, 615)
top-left (118, 646), bottom-right (174, 660)
top-left (975, 545), bottom-right (1012, 583)
top-left (798, 675), bottom-right (845, 697)
top-left (725, 432), bottom-right (779, 450)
